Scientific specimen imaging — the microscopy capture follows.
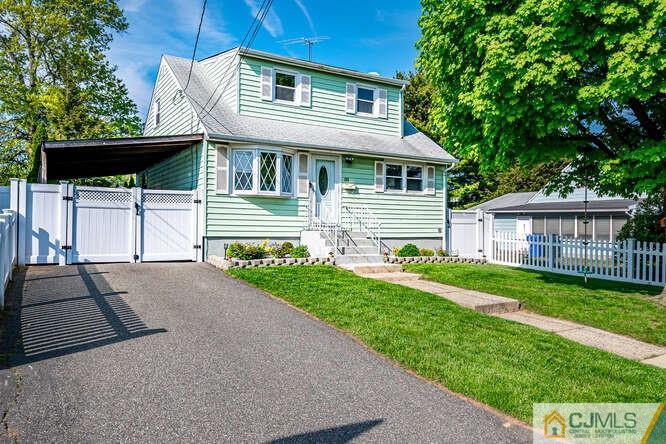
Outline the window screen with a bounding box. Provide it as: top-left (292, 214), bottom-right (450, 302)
top-left (561, 216), bottom-right (575, 237)
top-left (532, 217), bottom-right (545, 235)
top-left (595, 216), bottom-right (611, 241)
top-left (546, 217), bottom-right (560, 236)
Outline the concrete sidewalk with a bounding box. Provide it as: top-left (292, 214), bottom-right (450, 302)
top-left (355, 264), bottom-right (666, 369)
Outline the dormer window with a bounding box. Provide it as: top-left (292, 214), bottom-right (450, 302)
top-left (275, 71), bottom-right (297, 103)
top-left (356, 87), bottom-right (375, 115)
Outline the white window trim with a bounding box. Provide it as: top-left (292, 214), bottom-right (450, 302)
top-left (355, 85), bottom-right (376, 117)
top-left (229, 146), bottom-right (296, 198)
top-left (383, 162), bottom-right (426, 194)
top-left (273, 69), bottom-right (300, 106)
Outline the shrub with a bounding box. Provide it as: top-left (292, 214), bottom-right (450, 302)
top-left (269, 241), bottom-right (295, 258)
top-left (397, 244), bottom-right (419, 257)
top-left (226, 242), bottom-right (245, 259)
top-left (419, 248), bottom-right (435, 257)
top-left (291, 245), bottom-right (310, 258)
top-left (437, 248), bottom-right (448, 257)
top-left (392, 247), bottom-right (400, 257)
top-left (226, 242), bottom-right (266, 260)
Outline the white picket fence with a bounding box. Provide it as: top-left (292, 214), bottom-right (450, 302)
top-left (490, 232), bottom-right (666, 286)
top-left (0, 210), bottom-right (17, 307)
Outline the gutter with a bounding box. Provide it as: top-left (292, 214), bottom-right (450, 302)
top-left (207, 133), bottom-right (459, 165)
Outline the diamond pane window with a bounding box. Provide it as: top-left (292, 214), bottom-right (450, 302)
top-left (281, 154), bottom-right (293, 194)
top-left (233, 150), bottom-right (254, 191)
top-left (260, 152), bottom-right (277, 192)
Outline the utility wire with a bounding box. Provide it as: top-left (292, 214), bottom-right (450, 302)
top-left (200, 0), bottom-right (274, 116)
top-left (184, 0), bottom-right (208, 91)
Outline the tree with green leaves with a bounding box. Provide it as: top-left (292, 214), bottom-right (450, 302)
top-left (0, 0), bottom-right (141, 184)
top-left (417, 0), bottom-right (665, 210)
top-left (398, 69), bottom-right (567, 208)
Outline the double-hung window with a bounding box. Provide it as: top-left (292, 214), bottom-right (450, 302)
top-left (356, 87), bottom-right (375, 115)
top-left (275, 71), bottom-right (297, 103)
top-left (383, 163), bottom-right (425, 193)
top-left (406, 166), bottom-right (423, 192)
top-left (385, 163), bottom-right (403, 191)
top-left (230, 148), bottom-right (294, 197)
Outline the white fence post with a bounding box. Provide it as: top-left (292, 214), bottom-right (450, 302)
top-left (132, 187), bottom-right (141, 263)
top-left (58, 182), bottom-right (70, 266)
top-left (627, 239), bottom-right (635, 282)
top-left (16, 179), bottom-right (27, 266)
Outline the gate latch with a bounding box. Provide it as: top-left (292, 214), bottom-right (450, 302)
top-left (134, 202), bottom-right (140, 215)
top-left (62, 196), bottom-right (73, 201)
top-left (193, 199), bottom-right (202, 204)
top-left (193, 245), bottom-right (202, 249)
top-left (62, 245), bottom-right (72, 250)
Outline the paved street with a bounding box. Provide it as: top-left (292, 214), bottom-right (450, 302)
top-left (0, 263), bottom-right (530, 442)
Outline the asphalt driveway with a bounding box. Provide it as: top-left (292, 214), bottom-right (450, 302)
top-left (0, 263), bottom-right (531, 442)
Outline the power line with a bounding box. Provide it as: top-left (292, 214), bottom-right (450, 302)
top-left (199, 0), bottom-right (274, 117)
top-left (184, 0), bottom-right (208, 91)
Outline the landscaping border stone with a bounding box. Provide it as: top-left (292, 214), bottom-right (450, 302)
top-left (207, 255), bottom-right (335, 270)
top-left (385, 256), bottom-right (486, 265)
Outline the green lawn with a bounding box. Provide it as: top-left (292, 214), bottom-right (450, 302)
top-left (227, 266), bottom-right (666, 424)
top-left (404, 263), bottom-right (665, 345)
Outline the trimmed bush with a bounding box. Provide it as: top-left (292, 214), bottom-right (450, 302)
top-left (419, 248), bottom-right (435, 257)
top-left (268, 242), bottom-right (294, 258)
top-left (437, 248), bottom-right (448, 257)
top-left (226, 242), bottom-right (266, 260)
top-left (397, 244), bottom-right (419, 257)
top-left (291, 245), bottom-right (310, 258)
top-left (392, 247), bottom-right (400, 257)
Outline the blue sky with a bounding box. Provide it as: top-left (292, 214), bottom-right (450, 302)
top-left (109, 0), bottom-right (422, 117)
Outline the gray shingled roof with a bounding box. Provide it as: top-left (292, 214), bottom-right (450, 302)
top-left (163, 55), bottom-right (456, 163)
top-left (491, 199), bottom-right (638, 213)
top-left (468, 192), bottom-right (537, 211)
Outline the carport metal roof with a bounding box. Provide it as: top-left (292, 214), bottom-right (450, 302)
top-left (40, 134), bottom-right (204, 181)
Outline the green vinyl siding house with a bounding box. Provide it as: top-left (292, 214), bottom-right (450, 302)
top-left (138, 48), bottom-right (457, 262)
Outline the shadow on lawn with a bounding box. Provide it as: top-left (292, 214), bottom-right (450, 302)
top-left (1, 264), bottom-right (166, 368)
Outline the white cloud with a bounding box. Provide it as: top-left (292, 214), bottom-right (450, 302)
top-left (293, 0), bottom-right (316, 36)
top-left (118, 0), bottom-right (148, 12)
top-left (243, 0), bottom-right (284, 38)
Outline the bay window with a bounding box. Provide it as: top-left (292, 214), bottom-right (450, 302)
top-left (231, 148), bottom-right (294, 196)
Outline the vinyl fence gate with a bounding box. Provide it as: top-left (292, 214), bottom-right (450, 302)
top-left (9, 180), bottom-right (203, 265)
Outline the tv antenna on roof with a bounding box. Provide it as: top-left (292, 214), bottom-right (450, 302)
top-left (279, 36), bottom-right (330, 61)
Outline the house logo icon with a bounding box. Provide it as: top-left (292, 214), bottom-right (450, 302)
top-left (544, 410), bottom-right (566, 438)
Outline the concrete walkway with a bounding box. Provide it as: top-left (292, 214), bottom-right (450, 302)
top-left (354, 264), bottom-right (666, 369)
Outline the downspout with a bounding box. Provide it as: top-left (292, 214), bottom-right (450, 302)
top-left (443, 163), bottom-right (455, 252)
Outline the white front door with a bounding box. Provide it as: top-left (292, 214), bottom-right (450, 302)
top-left (517, 216), bottom-right (532, 238)
top-left (314, 158), bottom-right (337, 224)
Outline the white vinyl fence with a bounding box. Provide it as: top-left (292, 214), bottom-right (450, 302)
top-left (491, 231), bottom-right (666, 286)
top-left (0, 210), bottom-right (17, 307)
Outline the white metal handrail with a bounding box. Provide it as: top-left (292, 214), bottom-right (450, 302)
top-left (307, 202), bottom-right (340, 254)
top-left (342, 205), bottom-right (382, 254)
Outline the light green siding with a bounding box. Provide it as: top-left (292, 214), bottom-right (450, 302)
top-left (139, 143), bottom-right (205, 190)
top-left (494, 215), bottom-right (517, 232)
top-left (238, 56), bottom-right (402, 136)
top-left (204, 142), bottom-right (308, 238)
top-left (341, 157), bottom-right (444, 238)
top-left (144, 60), bottom-right (203, 136)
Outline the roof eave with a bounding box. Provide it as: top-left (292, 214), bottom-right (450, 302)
top-left (208, 132), bottom-right (457, 164)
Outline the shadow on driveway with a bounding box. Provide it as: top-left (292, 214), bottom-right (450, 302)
top-left (266, 419), bottom-right (384, 443)
top-left (1, 264), bottom-right (165, 368)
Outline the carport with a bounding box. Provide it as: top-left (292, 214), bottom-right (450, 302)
top-left (9, 134), bottom-right (206, 266)
top-left (39, 133), bottom-right (204, 181)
